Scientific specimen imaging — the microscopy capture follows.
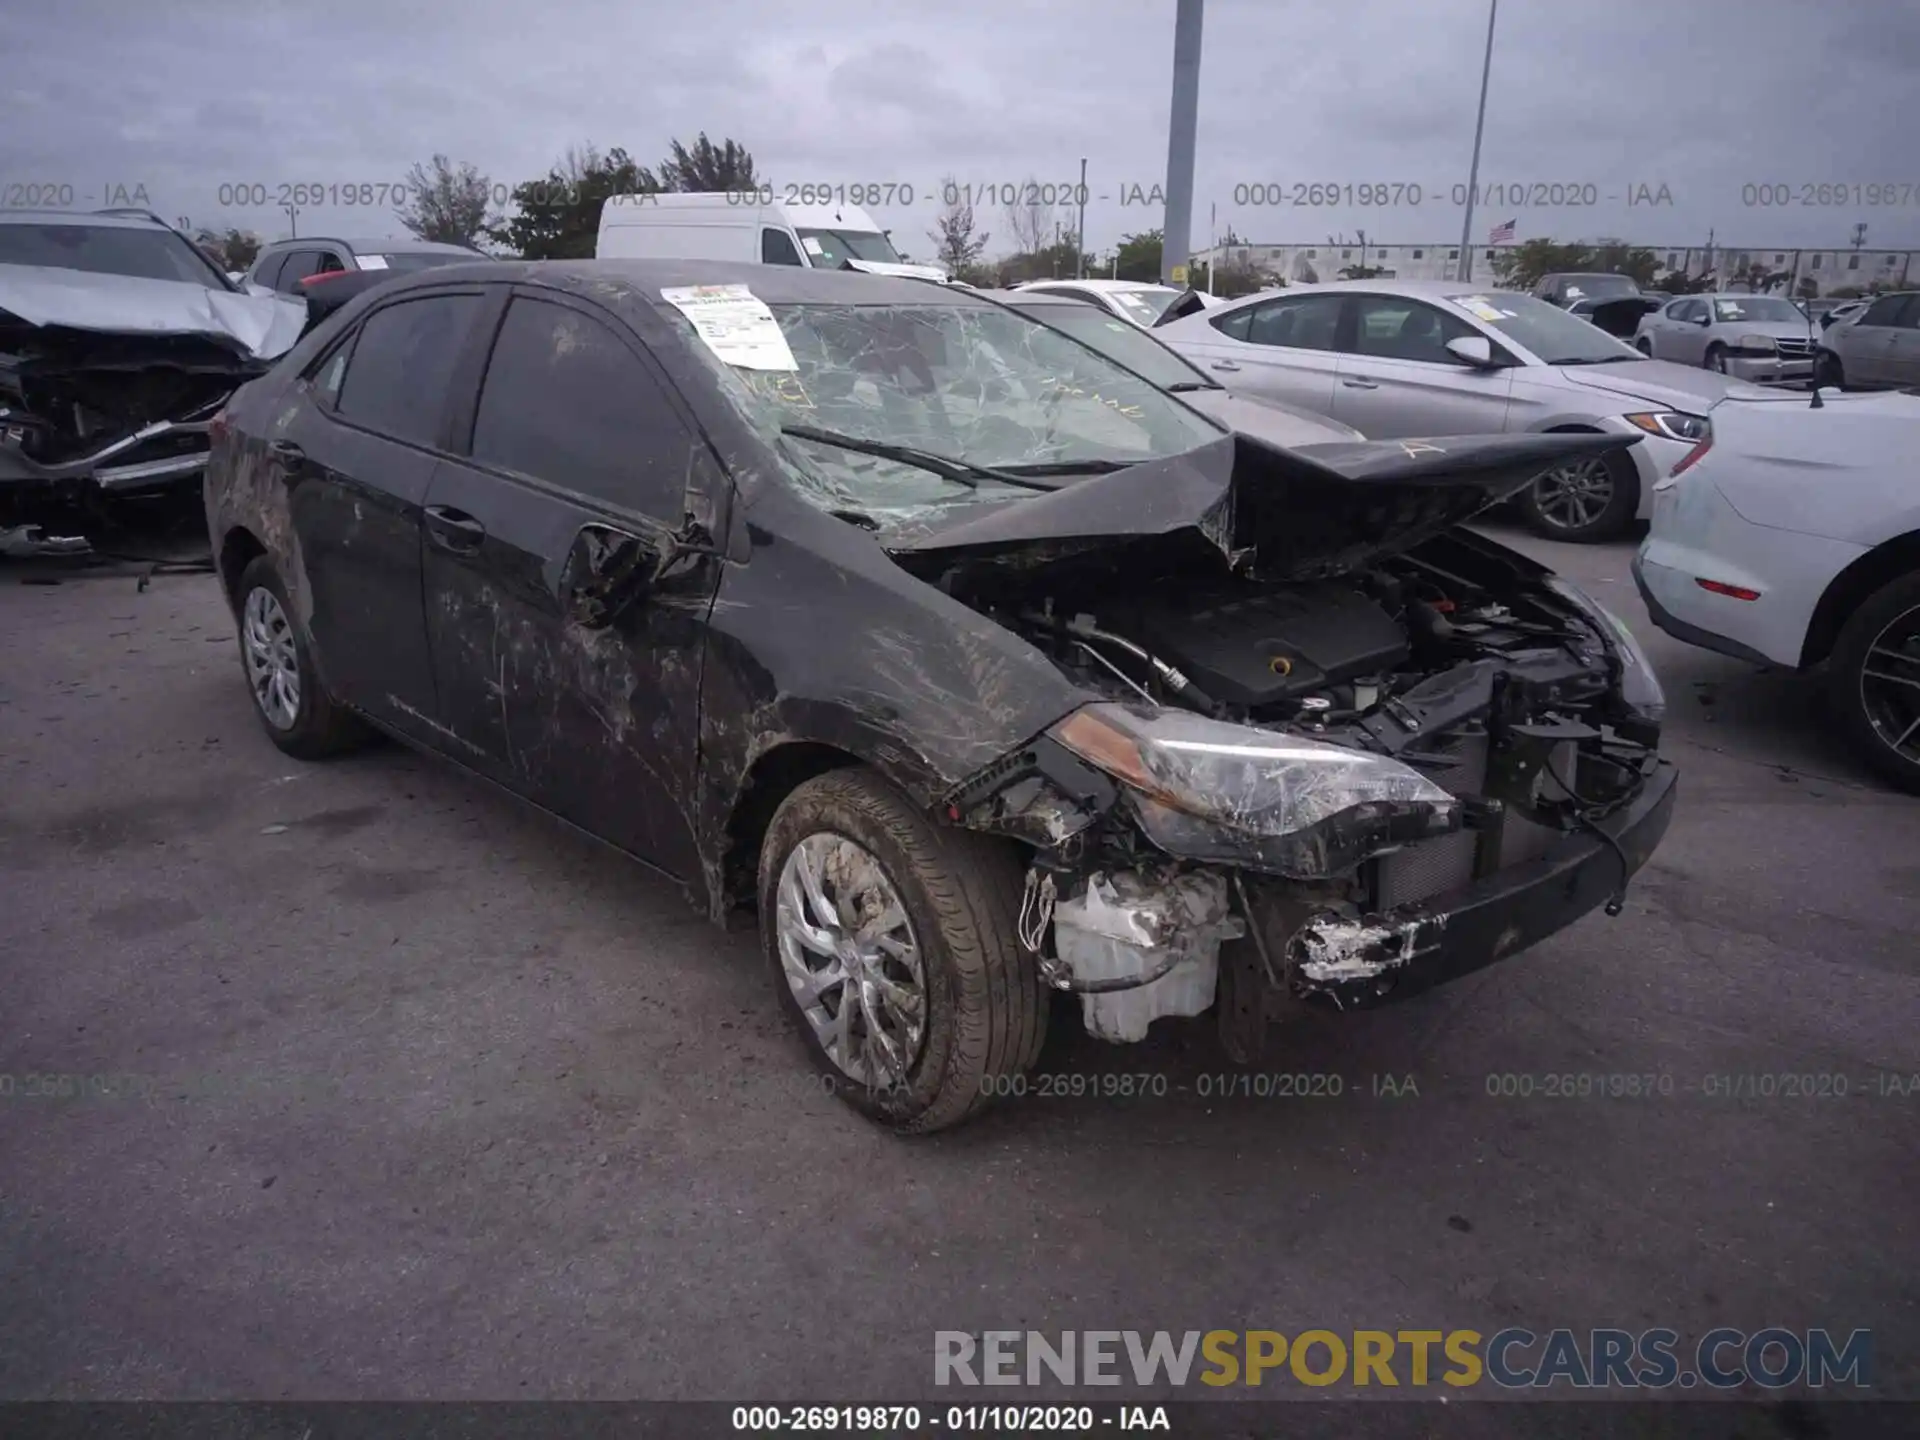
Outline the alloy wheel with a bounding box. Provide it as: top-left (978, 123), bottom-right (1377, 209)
top-left (774, 832), bottom-right (927, 1088)
top-left (242, 586), bottom-right (301, 730)
top-left (1859, 604), bottom-right (1920, 767)
top-left (1531, 458), bottom-right (1615, 533)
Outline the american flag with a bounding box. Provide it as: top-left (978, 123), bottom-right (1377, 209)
top-left (1488, 218), bottom-right (1518, 245)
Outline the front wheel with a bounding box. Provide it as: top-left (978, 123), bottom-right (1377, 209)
top-left (1517, 444), bottom-right (1640, 543)
top-left (1705, 344), bottom-right (1730, 374)
top-left (757, 768), bottom-right (1048, 1133)
top-left (1635, 337), bottom-right (1654, 357)
top-left (1815, 350), bottom-right (1845, 390)
top-left (1827, 571), bottom-right (1920, 793)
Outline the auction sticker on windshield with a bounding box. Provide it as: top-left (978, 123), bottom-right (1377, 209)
top-left (1453, 295), bottom-right (1514, 322)
top-left (660, 283), bottom-right (797, 371)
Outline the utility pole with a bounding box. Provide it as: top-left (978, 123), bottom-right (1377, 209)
top-left (1160, 0), bottom-right (1204, 287)
top-left (283, 202), bottom-right (300, 238)
top-left (1455, 0), bottom-right (1498, 282)
top-left (1075, 157), bottom-right (1088, 279)
top-left (1206, 201), bottom-right (1216, 295)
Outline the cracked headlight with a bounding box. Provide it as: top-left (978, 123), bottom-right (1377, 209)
top-left (1623, 410), bottom-right (1710, 443)
top-left (1048, 703), bottom-right (1458, 879)
top-left (1546, 578), bottom-right (1666, 726)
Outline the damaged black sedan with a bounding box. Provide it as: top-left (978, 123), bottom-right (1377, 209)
top-left (205, 260), bottom-right (1676, 1133)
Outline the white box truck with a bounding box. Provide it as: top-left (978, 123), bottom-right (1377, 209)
top-left (595, 193), bottom-right (948, 281)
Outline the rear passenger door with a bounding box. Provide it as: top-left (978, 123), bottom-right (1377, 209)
top-left (419, 288), bottom-right (726, 880)
top-left (1879, 296), bottom-right (1920, 387)
top-left (1839, 295), bottom-right (1909, 386)
top-left (266, 287), bottom-right (488, 739)
top-left (1181, 292), bottom-right (1348, 416)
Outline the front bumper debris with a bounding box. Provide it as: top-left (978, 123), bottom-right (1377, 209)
top-left (1281, 759), bottom-right (1678, 1007)
top-left (0, 415), bottom-right (216, 493)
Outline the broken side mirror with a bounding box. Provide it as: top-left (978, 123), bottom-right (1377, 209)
top-left (1446, 335), bottom-right (1498, 368)
top-left (559, 525), bottom-right (662, 629)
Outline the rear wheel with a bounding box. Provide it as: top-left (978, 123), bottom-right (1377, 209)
top-left (1828, 572), bottom-right (1920, 793)
top-left (757, 768), bottom-right (1048, 1133)
top-left (1517, 444), bottom-right (1640, 543)
top-left (234, 555), bottom-right (369, 759)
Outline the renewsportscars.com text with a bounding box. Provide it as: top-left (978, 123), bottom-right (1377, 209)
top-left (934, 1328), bottom-right (1872, 1390)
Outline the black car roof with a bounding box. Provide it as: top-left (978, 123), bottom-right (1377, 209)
top-left (360, 258), bottom-right (993, 311)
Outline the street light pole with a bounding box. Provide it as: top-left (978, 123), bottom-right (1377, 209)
top-left (1161, 0), bottom-right (1204, 287)
top-left (1075, 157), bottom-right (1088, 279)
top-left (283, 202), bottom-right (300, 238)
top-left (1455, 0), bottom-right (1498, 282)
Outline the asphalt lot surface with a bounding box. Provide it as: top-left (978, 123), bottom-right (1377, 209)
top-left (2, 517), bottom-right (1915, 1416)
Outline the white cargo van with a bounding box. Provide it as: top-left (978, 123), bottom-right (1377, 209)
top-left (595, 193), bottom-right (948, 281)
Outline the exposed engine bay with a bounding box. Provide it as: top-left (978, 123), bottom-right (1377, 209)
top-left (937, 511), bottom-right (1668, 1049)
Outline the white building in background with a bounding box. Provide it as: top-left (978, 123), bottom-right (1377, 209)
top-left (1193, 240), bottom-right (1918, 295)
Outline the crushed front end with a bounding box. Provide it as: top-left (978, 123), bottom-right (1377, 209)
top-left (935, 487), bottom-right (1676, 1059)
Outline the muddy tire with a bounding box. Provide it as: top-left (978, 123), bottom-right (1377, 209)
top-left (233, 555), bottom-right (370, 760)
top-left (757, 767), bottom-right (1048, 1134)
top-left (1517, 443), bottom-right (1640, 543)
top-left (1826, 570), bottom-right (1920, 794)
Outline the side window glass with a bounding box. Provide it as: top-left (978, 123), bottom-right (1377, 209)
top-left (334, 295), bottom-right (483, 447)
top-left (761, 229), bottom-right (804, 266)
top-left (317, 252), bottom-right (348, 275)
top-left (1210, 306), bottom-right (1254, 341)
top-left (254, 252), bottom-right (289, 290)
top-left (1859, 296), bottom-right (1904, 328)
top-left (277, 251), bottom-right (324, 291)
top-left (307, 339), bottom-right (353, 407)
top-left (1890, 296), bottom-right (1920, 329)
top-left (470, 297), bottom-right (692, 517)
top-left (1351, 297), bottom-right (1473, 363)
top-left (1247, 295), bottom-right (1343, 351)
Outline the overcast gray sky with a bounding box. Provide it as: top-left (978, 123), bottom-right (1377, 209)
top-left (4, 0), bottom-right (1917, 257)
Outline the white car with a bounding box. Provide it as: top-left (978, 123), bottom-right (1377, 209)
top-left (1010, 278), bottom-right (1188, 327)
top-left (1634, 390), bottom-right (1920, 791)
top-left (1153, 279), bottom-right (1795, 542)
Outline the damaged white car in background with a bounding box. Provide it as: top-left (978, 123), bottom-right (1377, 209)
top-left (0, 208), bottom-right (304, 548)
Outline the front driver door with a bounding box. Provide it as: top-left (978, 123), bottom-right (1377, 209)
top-left (1331, 294), bottom-right (1513, 438)
top-left (419, 288), bottom-right (724, 881)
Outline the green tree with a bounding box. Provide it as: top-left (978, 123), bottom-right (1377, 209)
top-left (927, 177), bottom-right (989, 277)
top-left (1113, 228), bottom-right (1162, 282)
top-left (396, 153), bottom-right (495, 247)
top-left (1487, 239), bottom-right (1598, 289)
top-left (655, 133), bottom-right (756, 192)
top-left (1649, 268), bottom-right (1713, 295)
top-left (1795, 275), bottom-right (1820, 300)
top-left (1334, 231), bottom-right (1389, 280)
top-left (1189, 260), bottom-right (1276, 298)
top-left (1590, 238), bottom-right (1661, 287)
top-left (487, 144), bottom-right (655, 259)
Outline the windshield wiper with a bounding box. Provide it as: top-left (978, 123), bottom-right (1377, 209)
top-left (1164, 380), bottom-right (1222, 393)
top-left (779, 424), bottom-right (1059, 491)
top-left (991, 458), bottom-right (1137, 476)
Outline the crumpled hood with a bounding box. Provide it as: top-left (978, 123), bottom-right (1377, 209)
top-left (885, 429), bottom-right (1639, 583)
top-left (842, 258), bottom-right (951, 283)
top-left (1554, 357), bottom-right (1776, 411)
top-left (0, 264), bottom-right (307, 360)
top-left (1179, 387), bottom-right (1364, 447)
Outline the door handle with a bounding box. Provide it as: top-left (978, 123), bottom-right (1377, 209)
top-left (424, 505), bottom-right (487, 553)
top-left (269, 439), bottom-right (306, 467)
top-left (1342, 377), bottom-right (1380, 389)
top-left (1209, 360), bottom-right (1241, 372)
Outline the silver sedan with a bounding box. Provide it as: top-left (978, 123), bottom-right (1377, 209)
top-left (1631, 293), bottom-right (1818, 382)
top-left (1153, 279), bottom-right (1787, 542)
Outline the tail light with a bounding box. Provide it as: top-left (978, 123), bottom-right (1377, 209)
top-left (1669, 436), bottom-right (1712, 477)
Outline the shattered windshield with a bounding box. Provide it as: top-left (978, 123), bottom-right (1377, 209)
top-left (794, 229), bottom-right (903, 266)
top-left (0, 222), bottom-right (234, 288)
top-left (683, 299), bottom-right (1221, 522)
